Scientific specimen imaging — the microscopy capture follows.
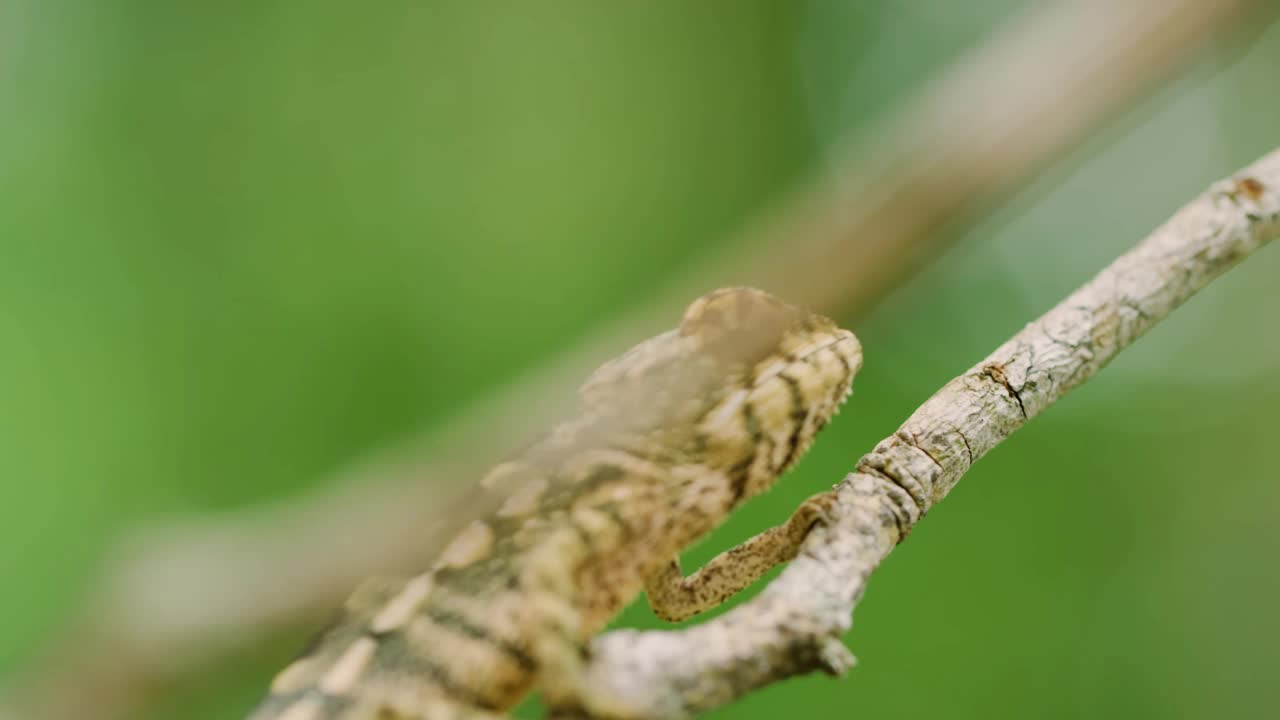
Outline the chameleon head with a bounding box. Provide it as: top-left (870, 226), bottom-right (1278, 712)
top-left (679, 287), bottom-right (862, 502)
top-left (577, 287), bottom-right (860, 502)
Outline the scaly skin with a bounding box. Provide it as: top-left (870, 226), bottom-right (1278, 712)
top-left (248, 288), bottom-right (862, 720)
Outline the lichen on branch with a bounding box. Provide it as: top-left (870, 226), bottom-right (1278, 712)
top-left (582, 149), bottom-right (1280, 719)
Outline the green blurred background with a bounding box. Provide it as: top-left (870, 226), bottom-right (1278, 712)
top-left (2, 2), bottom-right (1278, 718)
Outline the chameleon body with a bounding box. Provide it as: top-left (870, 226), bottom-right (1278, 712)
top-left (248, 288), bottom-right (862, 720)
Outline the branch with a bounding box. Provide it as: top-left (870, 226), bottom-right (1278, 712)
top-left (7, 0), bottom-right (1272, 718)
top-left (581, 151), bottom-right (1280, 718)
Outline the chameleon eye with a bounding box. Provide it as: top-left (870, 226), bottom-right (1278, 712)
top-left (679, 287), bottom-right (803, 362)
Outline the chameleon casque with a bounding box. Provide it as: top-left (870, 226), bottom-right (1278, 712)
top-left (248, 287), bottom-right (862, 720)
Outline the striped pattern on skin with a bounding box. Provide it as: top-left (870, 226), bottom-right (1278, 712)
top-left (247, 288), bottom-right (861, 720)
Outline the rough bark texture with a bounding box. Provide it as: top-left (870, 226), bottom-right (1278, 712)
top-left (70, 0), bottom-right (1267, 692)
top-left (581, 150), bottom-right (1280, 718)
top-left (5, 0), bottom-right (1274, 713)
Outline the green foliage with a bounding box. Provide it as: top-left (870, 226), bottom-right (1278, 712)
top-left (2, 3), bottom-right (1277, 718)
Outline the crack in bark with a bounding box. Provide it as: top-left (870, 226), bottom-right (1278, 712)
top-left (981, 363), bottom-right (1027, 419)
top-left (580, 148), bottom-right (1280, 720)
top-left (951, 426), bottom-right (975, 467)
top-left (903, 431), bottom-right (944, 472)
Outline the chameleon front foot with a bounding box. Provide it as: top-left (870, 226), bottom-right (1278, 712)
top-left (643, 491), bottom-right (847, 623)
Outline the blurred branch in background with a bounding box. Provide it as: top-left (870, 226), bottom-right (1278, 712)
top-left (5, 0), bottom-right (1273, 718)
top-left (583, 149), bottom-right (1280, 718)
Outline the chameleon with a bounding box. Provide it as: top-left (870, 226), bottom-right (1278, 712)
top-left (247, 287), bottom-right (862, 720)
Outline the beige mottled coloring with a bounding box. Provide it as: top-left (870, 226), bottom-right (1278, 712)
top-left (318, 637), bottom-right (378, 695)
top-left (436, 520), bottom-right (495, 570)
top-left (478, 461), bottom-right (523, 491)
top-left (246, 287), bottom-right (862, 720)
top-left (269, 658), bottom-right (315, 695)
top-left (495, 477), bottom-right (549, 518)
top-left (369, 574), bottom-right (435, 633)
